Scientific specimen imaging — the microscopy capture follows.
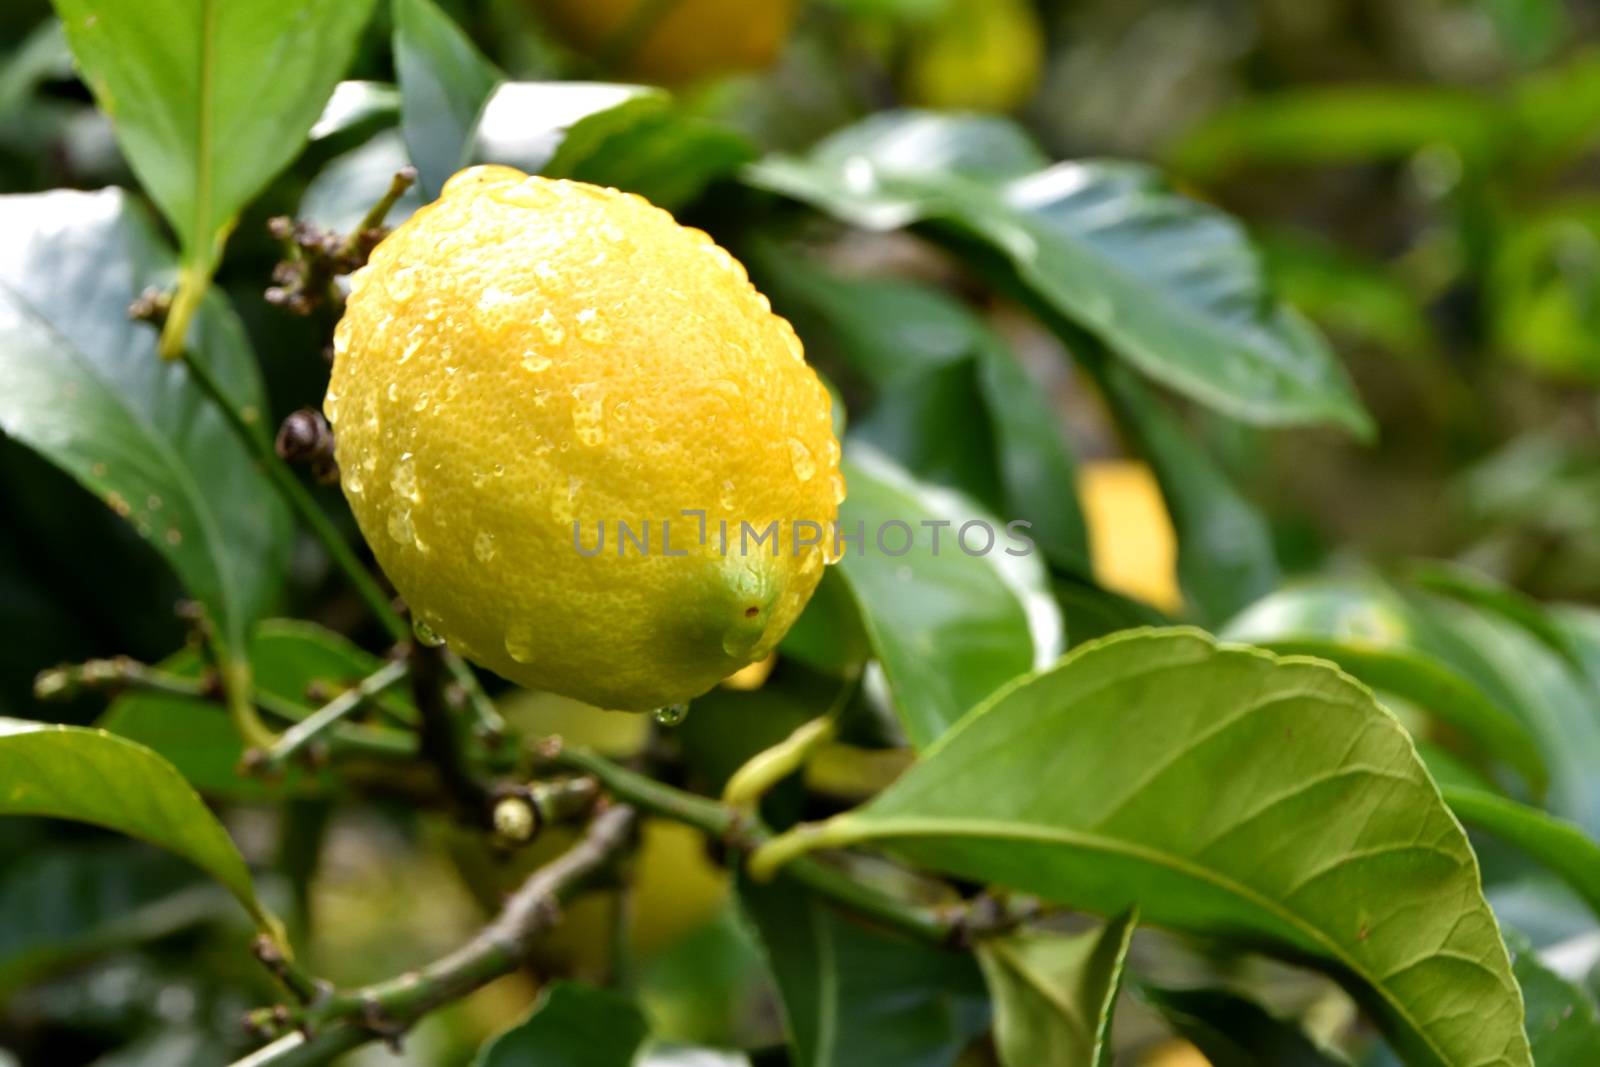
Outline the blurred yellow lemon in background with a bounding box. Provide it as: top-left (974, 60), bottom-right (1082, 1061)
top-left (538, 0), bottom-right (797, 84)
top-left (1079, 459), bottom-right (1182, 612)
top-left (902, 0), bottom-right (1044, 112)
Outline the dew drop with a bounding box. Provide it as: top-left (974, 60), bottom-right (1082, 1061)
top-left (413, 393), bottom-right (430, 413)
top-left (787, 438), bottom-right (816, 482)
top-left (346, 470), bottom-right (365, 495)
top-left (719, 479), bottom-right (736, 511)
top-left (324, 389), bottom-right (341, 423)
top-left (493, 463), bottom-right (505, 477)
top-left (829, 472), bottom-right (847, 505)
top-left (413, 617), bottom-right (445, 647)
top-left (522, 351), bottom-right (551, 373)
top-left (391, 454), bottom-right (420, 501)
top-left (470, 470), bottom-right (489, 489)
top-left (536, 309), bottom-right (566, 346)
top-left (398, 330), bottom-right (424, 365)
top-left (474, 530), bottom-right (497, 562)
top-left (823, 438), bottom-right (841, 466)
top-left (387, 507), bottom-right (414, 545)
top-left (653, 703), bottom-right (690, 727)
top-left (477, 285), bottom-right (514, 311)
top-left (571, 383), bottom-right (606, 446)
top-left (575, 307), bottom-right (609, 343)
top-left (387, 382), bottom-right (399, 402)
top-left (385, 265), bottom-right (419, 302)
top-left (505, 623), bottom-right (535, 662)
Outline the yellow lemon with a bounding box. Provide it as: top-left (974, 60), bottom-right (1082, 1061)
top-left (902, 0), bottom-right (1044, 113)
top-left (327, 165), bottom-right (842, 711)
top-left (1079, 459), bottom-right (1182, 613)
top-left (537, 0), bottom-right (797, 85)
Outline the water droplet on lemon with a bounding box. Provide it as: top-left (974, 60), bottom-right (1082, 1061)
top-left (787, 437), bottom-right (816, 481)
top-left (413, 617), bottom-right (446, 647)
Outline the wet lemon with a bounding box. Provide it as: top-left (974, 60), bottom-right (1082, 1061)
top-left (327, 165), bottom-right (842, 711)
top-left (537, 0), bottom-right (796, 85)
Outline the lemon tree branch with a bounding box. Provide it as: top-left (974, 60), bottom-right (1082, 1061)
top-left (231, 805), bottom-right (637, 1067)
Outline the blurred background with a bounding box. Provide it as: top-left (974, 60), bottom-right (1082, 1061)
top-left (3, 0), bottom-right (1600, 1063)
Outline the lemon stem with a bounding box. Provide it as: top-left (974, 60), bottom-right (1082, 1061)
top-left (722, 714), bottom-right (838, 809)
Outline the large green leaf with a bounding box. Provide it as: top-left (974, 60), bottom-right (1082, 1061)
top-left (975, 911), bottom-right (1136, 1067)
top-left (835, 447), bottom-right (1062, 748)
top-left (0, 719), bottom-right (272, 933)
top-left (747, 112), bottom-right (1371, 436)
top-left (740, 874), bottom-right (990, 1067)
top-left (53, 0), bottom-right (375, 345)
top-left (1444, 788), bottom-right (1600, 923)
top-left (1225, 580), bottom-right (1548, 794)
top-left (392, 0), bottom-right (499, 197)
top-left (1504, 929), bottom-right (1600, 1063)
top-left (760, 629), bottom-right (1531, 1067)
top-left (475, 982), bottom-right (648, 1067)
top-left (0, 189), bottom-right (291, 649)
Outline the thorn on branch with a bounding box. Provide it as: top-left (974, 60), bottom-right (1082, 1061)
top-left (275, 408), bottom-right (339, 484)
top-left (360, 995), bottom-right (406, 1052)
top-left (251, 934), bottom-right (330, 1005)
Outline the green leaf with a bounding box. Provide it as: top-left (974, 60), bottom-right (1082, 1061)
top-left (741, 874), bottom-right (991, 1067)
top-left (1166, 86), bottom-right (1501, 179)
top-left (0, 189), bottom-right (291, 649)
top-left (0, 719), bottom-right (272, 933)
top-left (310, 80), bottom-right (402, 142)
top-left (975, 911), bottom-right (1136, 1067)
top-left (1503, 928), bottom-right (1600, 1063)
top-left (766, 629), bottom-right (1532, 1067)
top-left (100, 619), bottom-right (416, 799)
top-left (1403, 590), bottom-right (1600, 836)
top-left (1259, 229), bottom-right (1434, 358)
top-left (535, 87), bottom-right (753, 210)
top-left (1140, 985), bottom-right (1347, 1067)
top-left (53, 0), bottom-right (376, 346)
top-left (1098, 363), bottom-right (1278, 622)
top-left (748, 112), bottom-right (1371, 436)
top-left (1409, 562), bottom-right (1585, 670)
top-left (475, 982), bottom-right (648, 1067)
top-left (835, 446), bottom-right (1061, 748)
top-left (0, 845), bottom-right (230, 996)
top-left (393, 0), bottom-right (500, 197)
top-left (754, 249), bottom-right (1089, 575)
top-left (1444, 787), bottom-right (1600, 924)
top-left (1224, 580), bottom-right (1548, 795)
top-left (1478, 0), bottom-right (1567, 66)
top-left (780, 568), bottom-right (873, 678)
